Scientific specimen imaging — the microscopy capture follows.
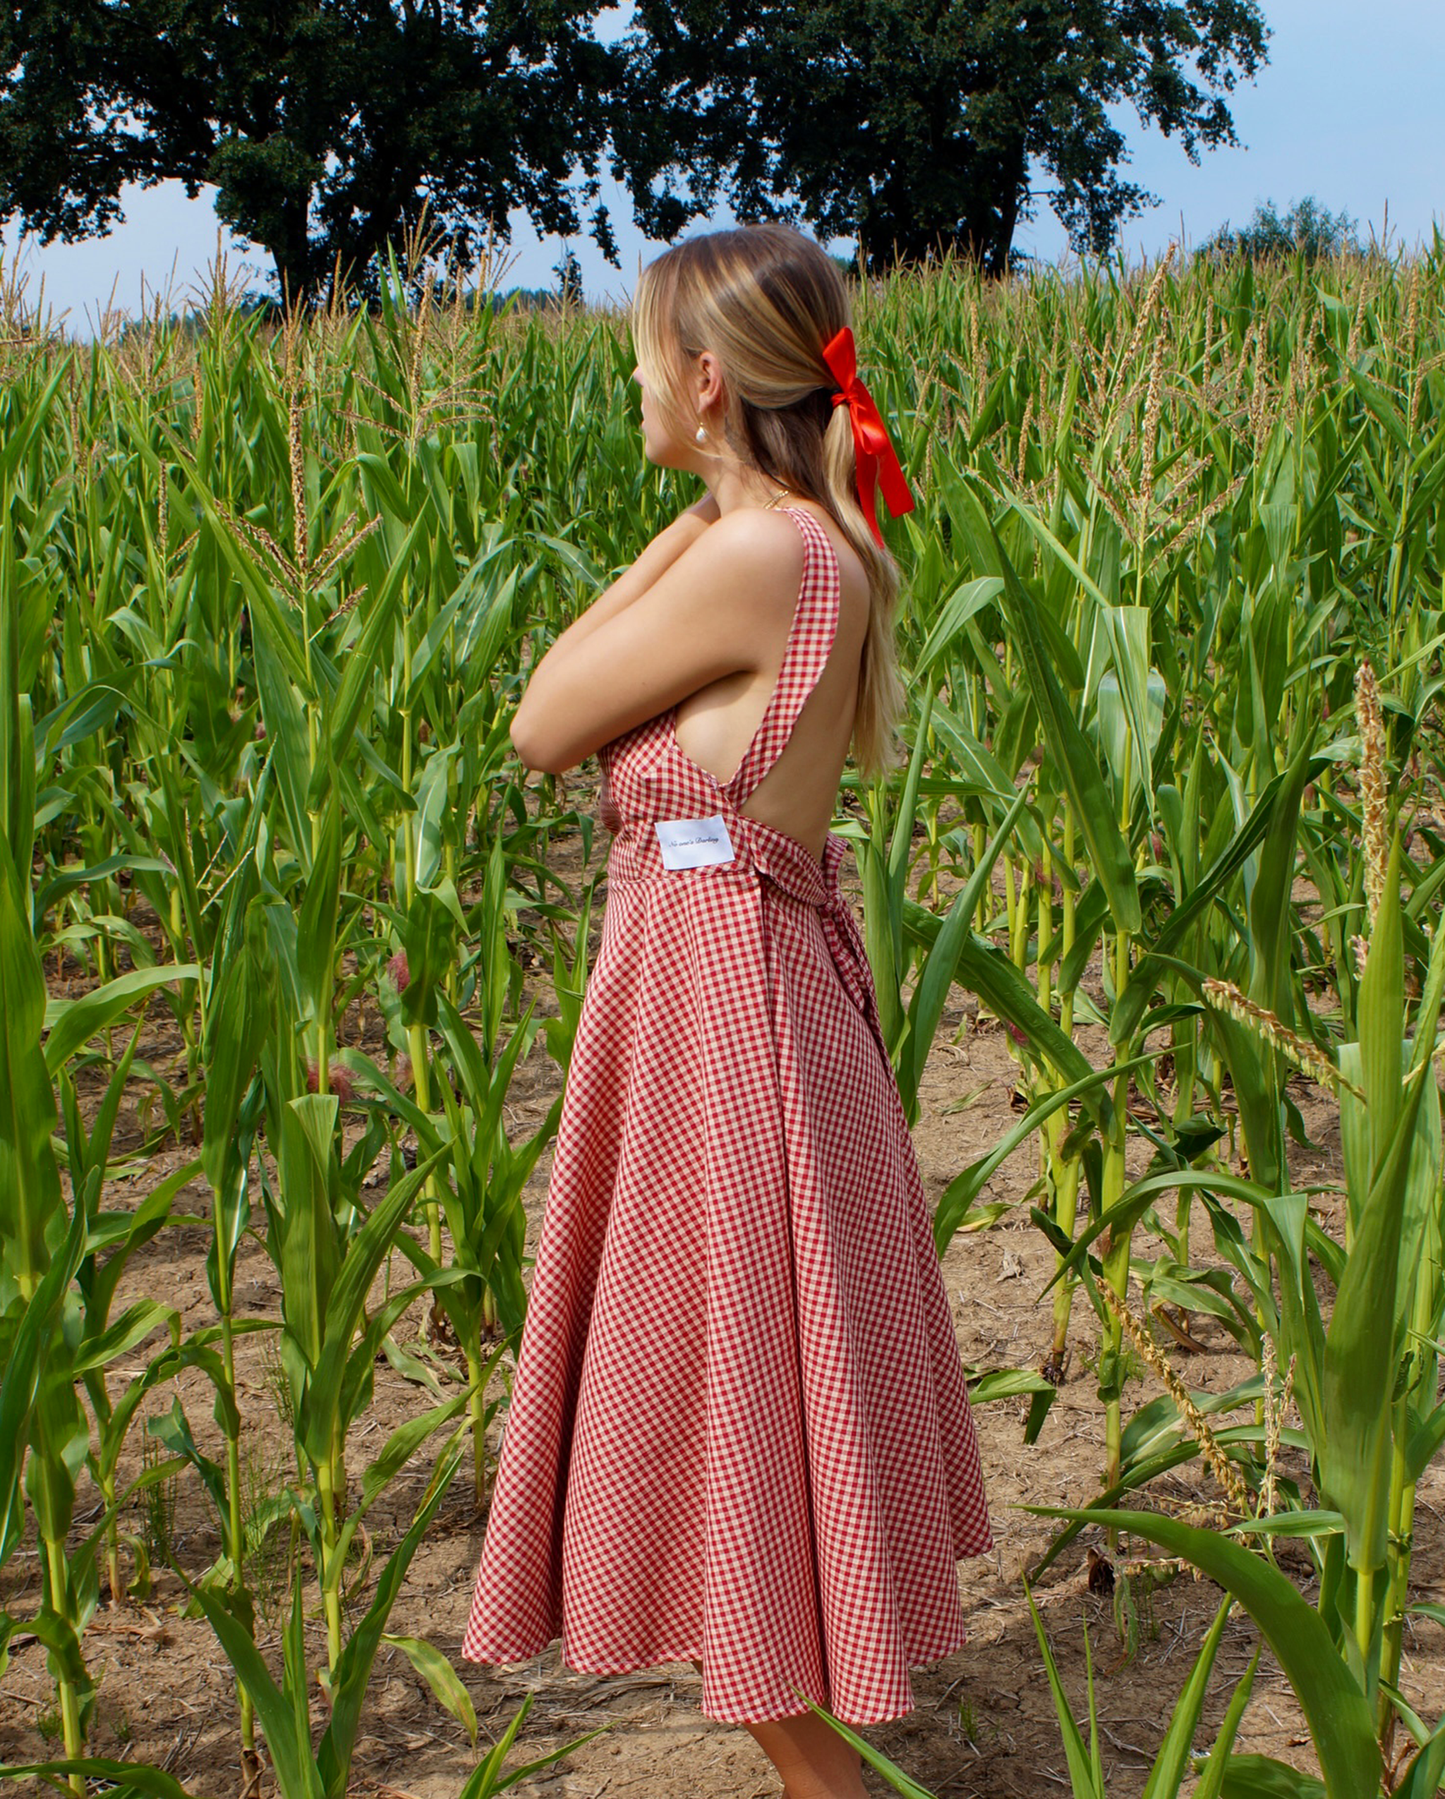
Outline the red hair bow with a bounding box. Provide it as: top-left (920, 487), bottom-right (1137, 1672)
top-left (821, 325), bottom-right (916, 547)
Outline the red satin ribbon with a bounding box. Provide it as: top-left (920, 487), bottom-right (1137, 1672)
top-left (821, 325), bottom-right (916, 547)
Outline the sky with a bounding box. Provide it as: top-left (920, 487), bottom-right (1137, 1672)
top-left (2, 0), bottom-right (1441, 337)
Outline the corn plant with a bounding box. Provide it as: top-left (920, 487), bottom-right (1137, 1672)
top-left (1034, 1498), bottom-right (1445, 1799)
top-left (350, 835), bottom-right (574, 1503)
top-left (254, 1042), bottom-right (454, 1672)
top-left (184, 1434), bottom-right (608, 1799)
top-left (791, 1588), bottom-right (1257, 1799)
top-left (1037, 754), bottom-right (1445, 1793)
top-left (0, 853), bottom-right (188, 1787)
top-left (851, 682), bottom-right (1108, 1141)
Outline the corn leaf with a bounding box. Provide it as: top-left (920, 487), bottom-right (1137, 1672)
top-left (989, 523), bottom-right (1140, 935)
top-left (1029, 1508), bottom-right (1380, 1799)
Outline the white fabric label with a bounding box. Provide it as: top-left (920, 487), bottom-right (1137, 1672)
top-left (655, 815), bottom-right (736, 871)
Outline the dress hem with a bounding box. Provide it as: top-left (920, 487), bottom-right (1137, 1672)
top-left (460, 1624), bottom-right (975, 1727)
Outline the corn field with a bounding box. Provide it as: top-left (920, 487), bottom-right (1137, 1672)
top-left (1, 228), bottom-right (1444, 1799)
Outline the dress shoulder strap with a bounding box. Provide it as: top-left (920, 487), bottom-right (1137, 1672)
top-left (725, 505), bottom-right (842, 807)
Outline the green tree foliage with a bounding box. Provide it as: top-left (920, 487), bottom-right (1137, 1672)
top-left (0, 0), bottom-right (620, 306)
top-left (619, 0), bottom-right (1271, 273)
top-left (1200, 195), bottom-right (1363, 261)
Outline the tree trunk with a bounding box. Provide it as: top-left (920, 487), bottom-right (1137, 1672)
top-left (861, 127), bottom-right (1030, 275)
top-left (272, 193), bottom-right (317, 310)
top-left (986, 130), bottom-right (1029, 274)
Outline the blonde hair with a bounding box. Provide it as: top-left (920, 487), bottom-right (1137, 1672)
top-left (632, 224), bottom-right (906, 777)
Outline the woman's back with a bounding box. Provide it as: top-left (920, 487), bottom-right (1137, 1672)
top-left (671, 502), bottom-right (871, 861)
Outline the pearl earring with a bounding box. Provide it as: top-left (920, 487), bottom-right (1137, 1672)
top-left (695, 424), bottom-right (708, 444)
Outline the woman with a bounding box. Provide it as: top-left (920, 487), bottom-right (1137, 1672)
top-left (463, 224), bottom-right (992, 1799)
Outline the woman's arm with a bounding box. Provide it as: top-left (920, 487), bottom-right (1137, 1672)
top-left (511, 505), bottom-right (802, 774)
top-left (546, 495), bottom-right (720, 660)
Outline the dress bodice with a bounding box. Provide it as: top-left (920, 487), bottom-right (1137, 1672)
top-left (597, 504), bottom-right (842, 872)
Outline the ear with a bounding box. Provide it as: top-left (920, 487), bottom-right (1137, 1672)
top-left (695, 349), bottom-right (726, 415)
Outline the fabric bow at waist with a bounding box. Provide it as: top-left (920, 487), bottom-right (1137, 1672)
top-left (746, 827), bottom-right (889, 1068)
top-left (604, 817), bottom-right (889, 1068)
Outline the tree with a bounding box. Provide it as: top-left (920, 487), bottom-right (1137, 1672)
top-left (618, 0), bottom-right (1271, 274)
top-left (552, 245), bottom-right (585, 306)
top-left (1199, 195), bottom-right (1361, 262)
top-left (0, 0), bottom-right (621, 307)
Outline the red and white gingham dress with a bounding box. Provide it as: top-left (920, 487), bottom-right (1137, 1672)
top-left (463, 505), bottom-right (992, 1725)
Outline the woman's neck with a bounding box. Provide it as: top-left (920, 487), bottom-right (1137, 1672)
top-left (700, 459), bottom-right (795, 516)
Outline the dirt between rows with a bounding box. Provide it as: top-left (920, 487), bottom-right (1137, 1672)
top-left (4, 801), bottom-right (1444, 1799)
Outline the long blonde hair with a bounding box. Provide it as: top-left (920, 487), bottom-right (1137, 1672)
top-left (632, 224), bottom-right (906, 776)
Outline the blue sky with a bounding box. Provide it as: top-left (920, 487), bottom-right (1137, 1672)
top-left (3, 0), bottom-right (1440, 335)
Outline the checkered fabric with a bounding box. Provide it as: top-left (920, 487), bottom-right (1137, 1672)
top-left (462, 506), bottom-right (993, 1726)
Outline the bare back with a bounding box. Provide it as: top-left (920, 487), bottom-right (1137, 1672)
top-left (671, 502), bottom-right (870, 859)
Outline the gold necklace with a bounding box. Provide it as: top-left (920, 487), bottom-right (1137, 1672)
top-left (761, 485), bottom-right (797, 512)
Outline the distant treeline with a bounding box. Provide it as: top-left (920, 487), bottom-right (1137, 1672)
top-left (3, 0), bottom-right (1271, 305)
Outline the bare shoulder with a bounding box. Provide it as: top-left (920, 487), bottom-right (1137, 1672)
top-left (674, 506), bottom-right (806, 621)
